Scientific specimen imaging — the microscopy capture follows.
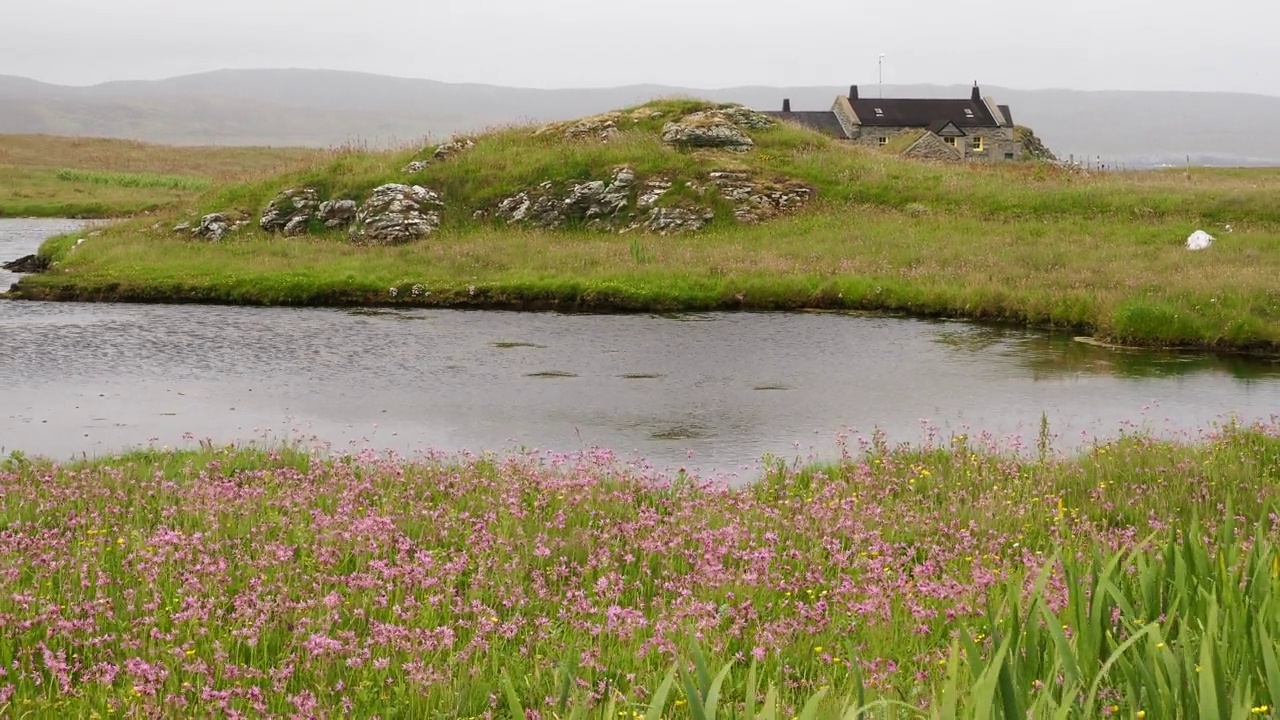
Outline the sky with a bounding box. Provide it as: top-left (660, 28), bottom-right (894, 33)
top-left (3, 0), bottom-right (1277, 96)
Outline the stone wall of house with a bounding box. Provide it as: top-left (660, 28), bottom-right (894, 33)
top-left (903, 133), bottom-right (963, 162)
top-left (851, 125), bottom-right (1022, 161)
top-left (960, 127), bottom-right (1022, 162)
top-left (831, 97), bottom-right (859, 139)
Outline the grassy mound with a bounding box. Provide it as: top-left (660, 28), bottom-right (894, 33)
top-left (11, 99), bottom-right (1280, 351)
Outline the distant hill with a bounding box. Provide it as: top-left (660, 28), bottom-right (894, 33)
top-left (4, 69), bottom-right (1280, 167)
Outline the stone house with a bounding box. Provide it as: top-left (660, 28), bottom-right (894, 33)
top-left (761, 83), bottom-right (1022, 162)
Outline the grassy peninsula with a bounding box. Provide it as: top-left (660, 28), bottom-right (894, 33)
top-left (0, 134), bottom-right (323, 218)
top-left (9, 100), bottom-right (1280, 351)
top-left (2, 421), bottom-right (1279, 717)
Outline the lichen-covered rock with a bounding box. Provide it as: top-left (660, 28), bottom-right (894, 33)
top-left (708, 171), bottom-right (814, 223)
top-left (351, 184), bottom-right (443, 245)
top-left (192, 213), bottom-right (233, 241)
top-left (631, 206), bottom-right (715, 235)
top-left (260, 188), bottom-right (319, 235)
top-left (318, 199), bottom-right (358, 229)
top-left (433, 136), bottom-right (475, 161)
top-left (636, 178), bottom-right (672, 209)
top-left (661, 114), bottom-right (754, 152)
top-left (402, 160), bottom-right (431, 174)
top-left (495, 167), bottom-right (636, 229)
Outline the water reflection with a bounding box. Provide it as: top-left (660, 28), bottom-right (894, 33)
top-left (933, 324), bottom-right (1279, 381)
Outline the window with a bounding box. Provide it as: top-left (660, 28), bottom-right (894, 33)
top-left (964, 108), bottom-right (975, 118)
top-left (943, 136), bottom-right (957, 147)
top-left (1004, 152), bottom-right (1015, 160)
top-left (972, 136), bottom-right (985, 152)
top-left (874, 108), bottom-right (884, 117)
top-left (877, 136), bottom-right (888, 146)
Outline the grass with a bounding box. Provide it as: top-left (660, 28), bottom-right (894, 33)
top-left (9, 100), bottom-right (1280, 350)
top-left (0, 134), bottom-right (324, 218)
top-left (0, 419), bottom-right (1278, 716)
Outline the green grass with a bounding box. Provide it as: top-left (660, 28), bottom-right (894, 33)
top-left (10, 100), bottom-right (1280, 350)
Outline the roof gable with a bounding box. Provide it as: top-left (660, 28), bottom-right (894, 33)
top-left (928, 120), bottom-right (966, 136)
top-left (850, 98), bottom-right (999, 128)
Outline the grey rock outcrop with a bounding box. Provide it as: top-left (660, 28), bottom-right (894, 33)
top-left (192, 213), bottom-right (233, 241)
top-left (318, 199), bottom-right (357, 229)
top-left (660, 107), bottom-right (772, 152)
top-left (433, 136), bottom-right (475, 161)
top-left (402, 160), bottom-right (431, 174)
top-left (662, 115), bottom-right (754, 152)
top-left (708, 171), bottom-right (814, 223)
top-left (351, 184), bottom-right (443, 244)
top-left (495, 167), bottom-right (636, 229)
top-left (629, 207), bottom-right (715, 235)
top-left (260, 188), bottom-right (320, 236)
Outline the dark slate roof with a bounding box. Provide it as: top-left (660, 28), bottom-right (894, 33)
top-left (850, 98), bottom-right (999, 128)
top-left (760, 110), bottom-right (847, 138)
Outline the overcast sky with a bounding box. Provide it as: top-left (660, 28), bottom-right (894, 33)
top-left (3, 0), bottom-right (1276, 95)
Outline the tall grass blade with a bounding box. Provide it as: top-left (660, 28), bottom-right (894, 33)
top-left (644, 664), bottom-right (678, 720)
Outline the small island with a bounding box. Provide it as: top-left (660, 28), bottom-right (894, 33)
top-left (7, 97), bottom-right (1279, 352)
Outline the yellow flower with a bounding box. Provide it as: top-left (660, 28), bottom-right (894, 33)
top-left (814, 646), bottom-right (824, 654)
top-left (185, 649), bottom-right (195, 657)
top-left (1252, 706), bottom-right (1270, 714)
top-left (1137, 712), bottom-right (1146, 719)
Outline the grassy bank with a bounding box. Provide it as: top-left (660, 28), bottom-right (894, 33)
top-left (1, 421), bottom-right (1278, 716)
top-left (0, 134), bottom-right (324, 218)
top-left (10, 101), bottom-right (1280, 350)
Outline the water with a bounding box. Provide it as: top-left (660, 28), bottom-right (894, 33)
top-left (3, 219), bottom-right (1278, 475)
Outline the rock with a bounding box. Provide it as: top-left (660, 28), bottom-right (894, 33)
top-left (496, 167), bottom-right (636, 229)
top-left (662, 113), bottom-right (755, 152)
top-left (708, 171), bottom-right (814, 223)
top-left (1186, 229), bottom-right (1214, 251)
top-left (2, 254), bottom-right (48, 273)
top-left (402, 160), bottom-right (431, 174)
top-left (260, 188), bottom-right (320, 235)
top-left (192, 213), bottom-right (233, 241)
top-left (318, 199), bottom-right (358, 229)
top-left (633, 206), bottom-right (715, 235)
top-left (433, 136), bottom-right (475, 161)
top-left (172, 221), bottom-right (192, 233)
top-left (636, 179), bottom-right (672, 209)
top-left (351, 184), bottom-right (444, 244)
top-left (716, 106), bottom-right (775, 130)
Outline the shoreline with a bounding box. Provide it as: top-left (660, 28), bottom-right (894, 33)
top-left (9, 277), bottom-right (1280, 357)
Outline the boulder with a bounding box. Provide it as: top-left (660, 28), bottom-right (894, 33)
top-left (192, 213), bottom-right (233, 241)
top-left (318, 199), bottom-right (358, 229)
top-left (662, 114), bottom-right (754, 152)
top-left (351, 184), bottom-right (444, 245)
top-left (2, 254), bottom-right (48, 273)
top-left (402, 160), bottom-right (431, 174)
top-left (433, 136), bottom-right (475, 161)
top-left (260, 188), bottom-right (320, 235)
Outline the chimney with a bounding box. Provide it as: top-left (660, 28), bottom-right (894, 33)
top-left (971, 81), bottom-right (981, 102)
top-left (782, 98), bottom-right (791, 112)
top-left (849, 85), bottom-right (859, 100)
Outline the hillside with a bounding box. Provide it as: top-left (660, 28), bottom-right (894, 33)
top-left (5, 70), bottom-right (1280, 166)
top-left (14, 100), bottom-right (1280, 352)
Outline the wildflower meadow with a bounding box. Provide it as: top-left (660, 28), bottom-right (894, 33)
top-left (1, 418), bottom-right (1278, 718)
